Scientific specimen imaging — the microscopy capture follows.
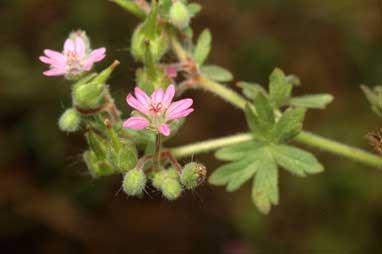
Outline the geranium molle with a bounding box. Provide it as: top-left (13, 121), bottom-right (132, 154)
top-left (123, 84), bottom-right (194, 136)
top-left (39, 32), bottom-right (106, 77)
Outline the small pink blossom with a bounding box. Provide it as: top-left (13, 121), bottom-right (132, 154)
top-left (167, 66), bottom-right (178, 78)
top-left (39, 32), bottom-right (106, 77)
top-left (123, 84), bottom-right (194, 136)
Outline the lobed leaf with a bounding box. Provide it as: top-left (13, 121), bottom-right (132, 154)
top-left (237, 81), bottom-right (267, 101)
top-left (215, 141), bottom-right (264, 161)
top-left (193, 29), bottom-right (212, 65)
top-left (269, 68), bottom-right (293, 107)
top-left (252, 93), bottom-right (275, 125)
top-left (273, 107), bottom-right (306, 143)
top-left (200, 65), bottom-right (233, 82)
top-left (251, 148), bottom-right (279, 214)
top-left (270, 144), bottom-right (324, 177)
top-left (290, 94), bottom-right (334, 109)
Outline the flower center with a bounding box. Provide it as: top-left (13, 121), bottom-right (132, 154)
top-left (66, 51), bottom-right (80, 61)
top-left (149, 102), bottom-right (164, 116)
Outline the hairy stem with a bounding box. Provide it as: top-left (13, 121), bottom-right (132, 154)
top-left (153, 134), bottom-right (161, 170)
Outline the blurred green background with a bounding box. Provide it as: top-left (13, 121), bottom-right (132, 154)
top-left (1, 0), bottom-right (382, 253)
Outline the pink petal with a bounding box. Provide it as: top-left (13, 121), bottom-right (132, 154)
top-left (151, 88), bottom-right (164, 103)
top-left (126, 94), bottom-right (150, 115)
top-left (39, 56), bottom-right (66, 68)
top-left (63, 39), bottom-right (75, 54)
top-left (166, 98), bottom-right (193, 119)
top-left (134, 87), bottom-right (151, 108)
top-left (88, 48), bottom-right (106, 62)
top-left (43, 49), bottom-right (66, 63)
top-left (167, 66), bottom-right (177, 78)
top-left (158, 124), bottom-right (170, 136)
top-left (75, 37), bottom-right (86, 58)
top-left (162, 84), bottom-right (175, 108)
top-left (166, 108), bottom-right (194, 120)
top-left (83, 48), bottom-right (106, 70)
top-left (123, 116), bottom-right (149, 129)
top-left (43, 68), bottom-right (67, 76)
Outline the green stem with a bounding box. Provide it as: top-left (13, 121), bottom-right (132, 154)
top-left (169, 36), bottom-right (382, 169)
top-left (153, 134), bottom-right (161, 170)
top-left (170, 133), bottom-right (252, 158)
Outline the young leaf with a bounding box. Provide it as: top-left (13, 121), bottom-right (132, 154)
top-left (269, 68), bottom-right (293, 107)
top-left (251, 148), bottom-right (279, 214)
top-left (290, 94), bottom-right (334, 109)
top-left (200, 65), bottom-right (233, 82)
top-left (193, 29), bottom-right (212, 65)
top-left (253, 93), bottom-right (275, 125)
top-left (272, 107), bottom-right (306, 143)
top-left (111, 0), bottom-right (146, 18)
top-left (270, 144), bottom-right (324, 177)
top-left (244, 104), bottom-right (271, 141)
top-left (188, 3), bottom-right (202, 17)
top-left (237, 81), bottom-right (267, 100)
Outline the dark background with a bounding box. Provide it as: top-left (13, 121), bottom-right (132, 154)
top-left (1, 0), bottom-right (382, 253)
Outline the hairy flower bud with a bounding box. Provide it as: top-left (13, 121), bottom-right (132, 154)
top-left (83, 150), bottom-right (114, 178)
top-left (131, 24), bottom-right (168, 62)
top-left (72, 81), bottom-right (105, 109)
top-left (151, 168), bottom-right (179, 190)
top-left (180, 162), bottom-right (207, 189)
top-left (58, 108), bottom-right (81, 132)
top-left (161, 178), bottom-right (182, 201)
top-left (108, 143), bottom-right (138, 173)
top-left (169, 2), bottom-right (191, 30)
top-left (122, 169), bottom-right (147, 196)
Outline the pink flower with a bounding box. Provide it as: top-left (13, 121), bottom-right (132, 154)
top-left (39, 32), bottom-right (106, 77)
top-left (123, 84), bottom-right (194, 136)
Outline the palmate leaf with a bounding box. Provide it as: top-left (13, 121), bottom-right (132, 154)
top-left (272, 107), bottom-right (306, 143)
top-left (211, 142), bottom-right (279, 214)
top-left (237, 81), bottom-right (267, 100)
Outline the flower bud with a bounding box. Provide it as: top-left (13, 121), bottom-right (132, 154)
top-left (72, 81), bottom-right (104, 109)
top-left (180, 162), bottom-right (207, 189)
top-left (122, 169), bottom-right (147, 196)
top-left (161, 178), bottom-right (182, 201)
top-left (151, 168), bottom-right (179, 190)
top-left (58, 108), bottom-right (81, 132)
top-left (131, 24), bottom-right (168, 62)
top-left (83, 151), bottom-right (114, 178)
top-left (108, 143), bottom-right (138, 173)
top-left (169, 2), bottom-right (191, 30)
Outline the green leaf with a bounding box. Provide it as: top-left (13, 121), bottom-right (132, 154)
top-left (290, 94), bottom-right (334, 109)
top-left (193, 29), bottom-right (212, 65)
top-left (273, 107), bottom-right (306, 143)
top-left (111, 0), bottom-right (146, 18)
top-left (188, 3), bottom-right (202, 17)
top-left (270, 144), bottom-right (324, 177)
top-left (237, 81), bottom-right (267, 100)
top-left (253, 93), bottom-right (275, 125)
top-left (211, 146), bottom-right (270, 192)
top-left (361, 85), bottom-right (382, 117)
top-left (209, 158), bottom-right (250, 186)
top-left (244, 104), bottom-right (269, 141)
top-left (200, 65), bottom-right (233, 82)
top-left (269, 68), bottom-right (293, 107)
top-left (251, 148), bottom-right (279, 214)
top-left (215, 141), bottom-right (263, 161)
